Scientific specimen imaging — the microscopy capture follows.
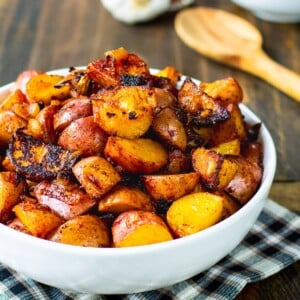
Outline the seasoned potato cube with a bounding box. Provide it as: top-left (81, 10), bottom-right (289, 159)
top-left (72, 156), bottom-right (121, 199)
top-left (211, 139), bottom-right (241, 155)
top-left (0, 172), bottom-right (26, 223)
top-left (98, 186), bottom-right (153, 213)
top-left (13, 198), bottom-right (64, 238)
top-left (200, 77), bottom-right (243, 104)
top-left (155, 66), bottom-right (180, 86)
top-left (143, 173), bottom-right (200, 201)
top-left (58, 116), bottom-right (107, 157)
top-left (241, 141), bottom-right (263, 166)
top-left (0, 89), bottom-right (27, 111)
top-left (166, 192), bottom-right (224, 237)
top-left (26, 73), bottom-right (71, 104)
top-left (164, 149), bottom-right (190, 174)
top-left (49, 215), bottom-right (110, 247)
top-left (105, 136), bottom-right (168, 174)
top-left (93, 86), bottom-right (154, 139)
top-left (112, 210), bottom-right (173, 247)
top-left (192, 147), bottom-right (238, 191)
top-left (151, 107), bottom-right (187, 151)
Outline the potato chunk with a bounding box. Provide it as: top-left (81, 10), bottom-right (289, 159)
top-left (98, 186), bottom-right (153, 213)
top-left (166, 192), bottom-right (224, 237)
top-left (72, 156), bottom-right (121, 199)
top-left (112, 210), bottom-right (173, 247)
top-left (92, 86), bottom-right (154, 139)
top-left (49, 215), bottom-right (110, 247)
top-left (143, 173), bottom-right (200, 201)
top-left (105, 136), bottom-right (168, 174)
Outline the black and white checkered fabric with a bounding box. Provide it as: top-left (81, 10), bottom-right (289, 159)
top-left (1, 199), bottom-right (299, 300)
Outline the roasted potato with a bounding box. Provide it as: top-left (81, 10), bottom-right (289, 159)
top-left (49, 215), bottom-right (110, 247)
top-left (105, 136), bottom-right (168, 174)
top-left (112, 210), bottom-right (173, 247)
top-left (0, 171), bottom-right (26, 223)
top-left (11, 70), bottom-right (41, 96)
top-left (143, 172), bottom-right (200, 201)
top-left (72, 156), bottom-right (121, 199)
top-left (98, 186), bottom-right (153, 213)
top-left (0, 89), bottom-right (28, 112)
top-left (166, 192), bottom-right (224, 237)
top-left (211, 138), bottom-right (241, 156)
top-left (155, 66), bottom-right (181, 87)
top-left (58, 116), bottom-right (107, 157)
top-left (163, 149), bottom-right (190, 174)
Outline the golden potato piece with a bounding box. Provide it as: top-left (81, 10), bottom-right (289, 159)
top-left (26, 73), bottom-right (71, 104)
top-left (105, 136), bottom-right (168, 174)
top-left (13, 198), bottom-right (64, 238)
top-left (166, 192), bottom-right (224, 237)
top-left (143, 172), bottom-right (200, 201)
top-left (192, 147), bottom-right (238, 191)
top-left (211, 139), bottom-right (241, 155)
top-left (112, 210), bottom-right (173, 247)
top-left (72, 156), bottom-right (121, 199)
top-left (0, 89), bottom-right (27, 111)
top-left (93, 86), bottom-right (154, 139)
top-left (0, 171), bottom-right (26, 223)
top-left (155, 66), bottom-right (180, 87)
top-left (49, 215), bottom-right (110, 247)
top-left (200, 77), bottom-right (243, 104)
top-left (98, 186), bottom-right (153, 213)
top-left (151, 107), bottom-right (187, 151)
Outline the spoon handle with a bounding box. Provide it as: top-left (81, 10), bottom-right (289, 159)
top-left (245, 50), bottom-right (300, 103)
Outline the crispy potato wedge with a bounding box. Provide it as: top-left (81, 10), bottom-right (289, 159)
top-left (105, 136), bottom-right (168, 174)
top-left (0, 171), bottom-right (26, 223)
top-left (13, 198), bottom-right (64, 238)
top-left (225, 156), bottom-right (263, 204)
top-left (34, 179), bottom-right (96, 220)
top-left (166, 192), bottom-right (224, 237)
top-left (53, 97), bottom-right (92, 131)
top-left (192, 147), bottom-right (238, 191)
top-left (211, 139), bottom-right (241, 155)
top-left (49, 215), bottom-right (110, 247)
top-left (72, 156), bottom-right (121, 199)
top-left (200, 77), bottom-right (243, 104)
top-left (58, 116), bottom-right (107, 157)
top-left (26, 73), bottom-right (71, 104)
top-left (112, 210), bottom-right (173, 247)
top-left (98, 186), bottom-right (153, 213)
top-left (151, 107), bottom-right (187, 151)
top-left (143, 172), bottom-right (200, 201)
top-left (93, 86), bottom-right (154, 139)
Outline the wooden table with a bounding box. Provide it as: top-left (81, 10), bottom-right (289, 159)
top-left (0, 0), bottom-right (299, 298)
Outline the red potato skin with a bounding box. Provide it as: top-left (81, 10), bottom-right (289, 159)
top-left (53, 97), bottom-right (92, 131)
top-left (57, 116), bottom-right (107, 157)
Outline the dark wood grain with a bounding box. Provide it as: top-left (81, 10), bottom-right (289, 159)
top-left (0, 0), bottom-right (299, 298)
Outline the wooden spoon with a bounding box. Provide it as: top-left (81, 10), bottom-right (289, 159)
top-left (175, 7), bottom-right (300, 103)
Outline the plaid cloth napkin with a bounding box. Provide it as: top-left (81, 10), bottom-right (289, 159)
top-left (1, 199), bottom-right (299, 300)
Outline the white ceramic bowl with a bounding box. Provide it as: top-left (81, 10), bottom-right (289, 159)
top-left (231, 0), bottom-right (300, 23)
top-left (0, 69), bottom-right (276, 294)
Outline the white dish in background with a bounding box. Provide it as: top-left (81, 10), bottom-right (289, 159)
top-left (231, 0), bottom-right (300, 23)
top-left (0, 68), bottom-right (276, 294)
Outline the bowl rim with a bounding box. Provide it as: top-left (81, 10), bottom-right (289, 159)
top-left (0, 67), bottom-right (277, 257)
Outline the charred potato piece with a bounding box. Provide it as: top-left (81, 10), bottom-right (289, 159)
top-left (105, 136), bottom-right (168, 174)
top-left (112, 210), bottom-right (173, 247)
top-left (34, 179), bottom-right (96, 220)
top-left (0, 171), bottom-right (26, 223)
top-left (143, 172), bottom-right (200, 201)
top-left (0, 110), bottom-right (27, 146)
top-left (72, 156), bottom-right (121, 199)
top-left (53, 97), bottom-right (92, 131)
top-left (225, 156), bottom-right (263, 205)
top-left (166, 192), bottom-right (224, 237)
top-left (93, 86), bottom-right (154, 139)
top-left (151, 107), bottom-right (187, 151)
top-left (26, 73), bottom-right (71, 104)
top-left (192, 147), bottom-right (238, 191)
top-left (155, 66), bottom-right (181, 87)
top-left (241, 141), bottom-right (263, 166)
top-left (178, 78), bottom-right (230, 126)
top-left (13, 198), bottom-right (64, 238)
top-left (8, 129), bottom-right (80, 181)
top-left (49, 215), bottom-right (110, 247)
top-left (58, 116), bottom-right (107, 157)
top-left (163, 149), bottom-right (190, 174)
top-left (98, 186), bottom-right (153, 213)
top-left (200, 77), bottom-right (243, 104)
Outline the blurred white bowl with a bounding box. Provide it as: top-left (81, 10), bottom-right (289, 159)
top-left (0, 69), bottom-right (277, 294)
top-left (231, 0), bottom-right (300, 23)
